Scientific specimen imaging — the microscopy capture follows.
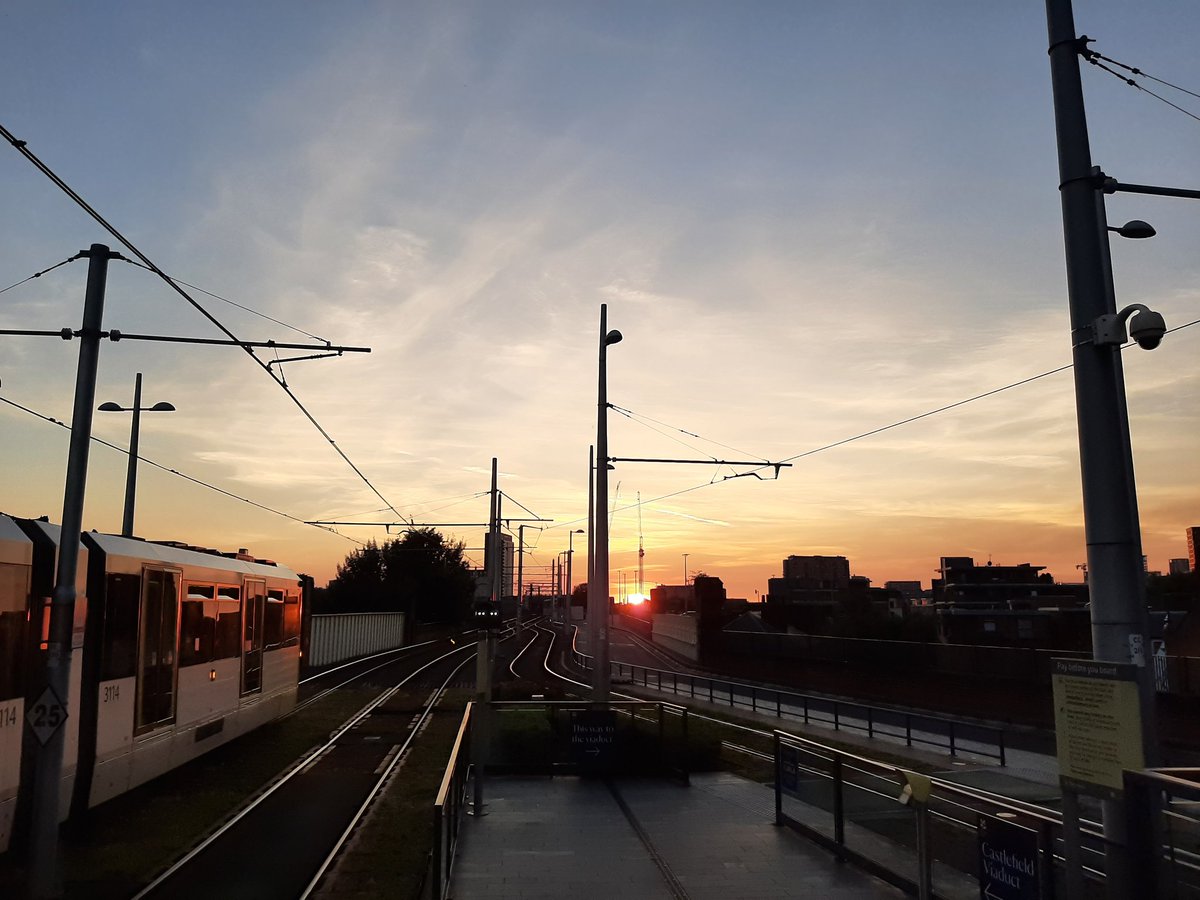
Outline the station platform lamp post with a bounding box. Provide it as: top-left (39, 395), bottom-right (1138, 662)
top-left (591, 304), bottom-right (622, 702)
top-left (99, 371), bottom-right (175, 537)
top-left (565, 528), bottom-right (584, 631)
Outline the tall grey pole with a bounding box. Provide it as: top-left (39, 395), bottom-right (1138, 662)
top-left (516, 524), bottom-right (526, 632)
top-left (566, 532), bottom-right (577, 628)
top-left (587, 445), bottom-right (594, 638)
top-left (473, 457), bottom-right (499, 816)
top-left (30, 244), bottom-right (113, 898)
top-left (592, 305), bottom-right (614, 701)
top-left (121, 372), bottom-right (142, 537)
top-left (1045, 1), bottom-right (1157, 892)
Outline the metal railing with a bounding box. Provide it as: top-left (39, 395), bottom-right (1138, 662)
top-left (1124, 767), bottom-right (1200, 898)
top-left (487, 699), bottom-right (690, 783)
top-left (570, 636), bottom-right (1006, 765)
top-left (428, 704), bottom-right (473, 900)
top-left (772, 728), bottom-right (1104, 899)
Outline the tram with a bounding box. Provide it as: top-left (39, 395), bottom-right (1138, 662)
top-left (0, 513), bottom-right (305, 853)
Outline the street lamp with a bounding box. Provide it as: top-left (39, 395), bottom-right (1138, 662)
top-left (591, 304), bottom-right (622, 701)
top-left (565, 528), bottom-right (584, 632)
top-left (98, 372), bottom-right (174, 537)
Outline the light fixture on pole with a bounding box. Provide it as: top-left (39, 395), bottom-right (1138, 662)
top-left (591, 304), bottom-right (621, 701)
top-left (565, 528), bottom-right (584, 630)
top-left (98, 372), bottom-right (175, 538)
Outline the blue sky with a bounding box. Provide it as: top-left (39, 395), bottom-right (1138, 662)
top-left (2, 2), bottom-right (1197, 597)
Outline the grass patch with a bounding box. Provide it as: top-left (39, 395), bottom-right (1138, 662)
top-left (1, 688), bottom-right (378, 899)
top-left (317, 689), bottom-right (471, 899)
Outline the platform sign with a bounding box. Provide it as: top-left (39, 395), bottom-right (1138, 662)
top-left (977, 815), bottom-right (1040, 900)
top-left (570, 709), bottom-right (616, 767)
top-left (779, 744), bottom-right (801, 797)
top-left (26, 685), bottom-right (68, 746)
top-left (1051, 658), bottom-right (1144, 798)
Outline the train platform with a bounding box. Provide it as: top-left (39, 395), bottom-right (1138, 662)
top-left (447, 771), bottom-right (906, 899)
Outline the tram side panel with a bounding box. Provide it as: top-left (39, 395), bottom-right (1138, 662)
top-left (0, 517), bottom-right (33, 855)
top-left (81, 535), bottom-right (303, 807)
top-left (4, 517), bottom-right (88, 853)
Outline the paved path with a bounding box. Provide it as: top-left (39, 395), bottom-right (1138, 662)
top-left (448, 773), bottom-right (904, 899)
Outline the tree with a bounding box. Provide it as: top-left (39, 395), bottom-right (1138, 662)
top-left (325, 540), bottom-right (386, 612)
top-left (324, 529), bottom-right (475, 628)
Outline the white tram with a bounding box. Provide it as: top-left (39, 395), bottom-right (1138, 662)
top-left (0, 514), bottom-right (305, 854)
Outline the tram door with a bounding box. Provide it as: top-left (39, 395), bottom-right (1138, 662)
top-left (136, 569), bottom-right (179, 733)
top-left (242, 579), bottom-right (266, 695)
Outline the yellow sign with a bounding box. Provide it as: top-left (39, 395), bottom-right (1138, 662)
top-left (1051, 658), bottom-right (1145, 797)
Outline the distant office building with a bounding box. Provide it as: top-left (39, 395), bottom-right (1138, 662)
top-left (930, 556), bottom-right (1089, 647)
top-left (885, 581), bottom-right (923, 603)
top-left (1188, 526), bottom-right (1200, 572)
top-left (1169, 558), bottom-right (1191, 576)
top-left (483, 531), bottom-right (515, 599)
top-left (650, 583), bottom-right (694, 615)
top-left (781, 555), bottom-right (850, 589)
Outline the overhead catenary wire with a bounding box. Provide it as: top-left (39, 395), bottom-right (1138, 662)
top-left (117, 258), bottom-right (327, 342)
top-left (0, 394), bottom-right (361, 544)
top-left (1082, 45), bottom-right (1200, 124)
top-left (0, 122), bottom-right (410, 526)
top-left (554, 318), bottom-right (1200, 530)
top-left (0, 253), bottom-right (84, 295)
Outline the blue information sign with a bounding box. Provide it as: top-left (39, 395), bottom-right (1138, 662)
top-left (977, 814), bottom-right (1041, 900)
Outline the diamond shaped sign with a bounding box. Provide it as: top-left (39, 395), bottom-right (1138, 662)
top-left (26, 686), bottom-right (68, 746)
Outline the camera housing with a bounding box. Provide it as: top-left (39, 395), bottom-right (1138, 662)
top-left (1092, 303), bottom-right (1167, 350)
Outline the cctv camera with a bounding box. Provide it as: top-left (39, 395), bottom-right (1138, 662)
top-left (1128, 308), bottom-right (1166, 350)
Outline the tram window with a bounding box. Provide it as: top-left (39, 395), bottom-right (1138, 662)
top-left (264, 589), bottom-right (284, 648)
top-left (180, 584), bottom-right (215, 666)
top-left (283, 592), bottom-right (301, 646)
top-left (214, 585), bottom-right (241, 659)
top-left (101, 573), bottom-right (140, 680)
top-left (0, 562), bottom-right (31, 702)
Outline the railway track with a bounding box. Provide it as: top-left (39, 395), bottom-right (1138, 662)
top-left (130, 623), bottom-right (524, 899)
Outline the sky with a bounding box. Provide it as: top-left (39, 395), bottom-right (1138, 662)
top-left (2, 1), bottom-right (1198, 601)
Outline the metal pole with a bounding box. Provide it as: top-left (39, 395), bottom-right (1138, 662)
top-left (566, 533), bottom-right (575, 631)
top-left (516, 524), bottom-right (526, 632)
top-left (121, 372), bottom-right (142, 537)
top-left (30, 244), bottom-right (113, 899)
top-left (592, 307), bottom-right (614, 701)
top-left (587, 445), bottom-right (595, 638)
top-left (1045, 3), bottom-right (1158, 893)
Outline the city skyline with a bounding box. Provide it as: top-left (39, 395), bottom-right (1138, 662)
top-left (2, 2), bottom-right (1198, 603)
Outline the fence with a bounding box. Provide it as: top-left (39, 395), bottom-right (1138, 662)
top-left (1124, 767), bottom-right (1200, 897)
top-left (720, 629), bottom-right (1200, 697)
top-left (307, 611), bottom-right (406, 667)
top-left (598, 656), bottom-right (1006, 765)
top-left (773, 728), bottom-right (1109, 898)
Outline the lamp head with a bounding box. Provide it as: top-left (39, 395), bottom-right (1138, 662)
top-left (1110, 219), bottom-right (1156, 240)
top-left (605, 329), bottom-right (623, 346)
top-left (97, 402), bottom-right (124, 412)
top-left (149, 402), bottom-right (176, 412)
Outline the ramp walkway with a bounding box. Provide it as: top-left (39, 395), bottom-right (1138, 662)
top-left (448, 772), bottom-right (904, 899)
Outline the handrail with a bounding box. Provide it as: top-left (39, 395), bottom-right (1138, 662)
top-left (773, 727), bottom-right (1081, 897)
top-left (429, 704), bottom-right (473, 900)
top-left (595, 653), bottom-right (1006, 765)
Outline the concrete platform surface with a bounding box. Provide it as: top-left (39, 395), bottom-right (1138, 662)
top-left (448, 772), bottom-right (904, 899)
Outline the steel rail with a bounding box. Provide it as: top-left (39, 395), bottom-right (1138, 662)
top-left (130, 642), bottom-right (476, 899)
top-left (300, 652), bottom-right (477, 898)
